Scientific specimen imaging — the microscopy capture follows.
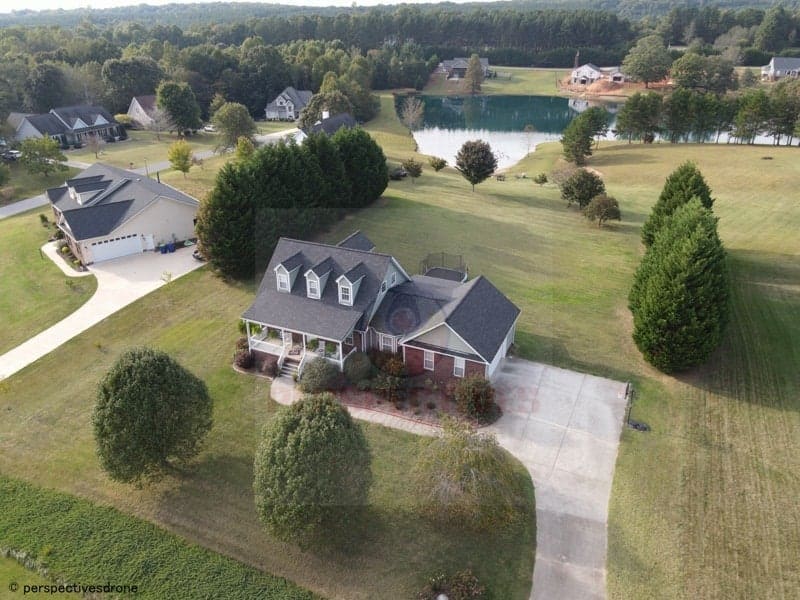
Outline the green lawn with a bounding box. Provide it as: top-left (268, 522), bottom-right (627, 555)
top-left (0, 556), bottom-right (53, 592)
top-left (0, 210), bottom-right (96, 355)
top-left (160, 154), bottom-right (229, 201)
top-left (67, 129), bottom-right (221, 170)
top-left (0, 266), bottom-right (535, 600)
top-left (424, 67), bottom-right (567, 96)
top-left (0, 162), bottom-right (79, 207)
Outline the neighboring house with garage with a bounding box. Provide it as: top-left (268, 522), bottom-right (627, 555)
top-left (439, 57), bottom-right (490, 79)
top-left (241, 231), bottom-right (520, 381)
top-left (11, 105), bottom-right (124, 146)
top-left (46, 163), bottom-right (199, 265)
top-left (570, 63), bottom-right (627, 85)
top-left (126, 95), bottom-right (157, 128)
top-left (265, 86), bottom-right (313, 121)
top-left (294, 111), bottom-right (357, 142)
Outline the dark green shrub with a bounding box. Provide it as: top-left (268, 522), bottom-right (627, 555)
top-left (356, 379), bottom-right (372, 392)
top-left (253, 393), bottom-right (372, 545)
top-left (454, 376), bottom-right (497, 422)
top-left (235, 336), bottom-right (249, 351)
top-left (368, 349), bottom-right (395, 371)
top-left (373, 373), bottom-right (405, 402)
top-left (259, 355), bottom-right (279, 377)
top-left (429, 156), bottom-right (447, 171)
top-left (382, 356), bottom-right (406, 377)
top-left (299, 358), bottom-right (342, 393)
top-left (533, 172), bottom-right (547, 185)
top-left (344, 352), bottom-right (373, 383)
top-left (559, 168), bottom-right (605, 209)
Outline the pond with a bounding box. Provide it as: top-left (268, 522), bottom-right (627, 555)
top-left (398, 95), bottom-right (621, 170)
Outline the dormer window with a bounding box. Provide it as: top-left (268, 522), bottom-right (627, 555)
top-left (339, 284), bottom-right (352, 305)
top-left (308, 278), bottom-right (320, 299)
top-left (277, 273), bottom-right (289, 291)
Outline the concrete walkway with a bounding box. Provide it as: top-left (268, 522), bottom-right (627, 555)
top-left (269, 356), bottom-right (627, 600)
top-left (0, 248), bottom-right (204, 380)
top-left (41, 241), bottom-right (94, 278)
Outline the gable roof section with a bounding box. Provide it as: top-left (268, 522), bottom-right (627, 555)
top-left (51, 105), bottom-right (117, 131)
top-left (308, 113), bottom-right (357, 135)
top-left (266, 86), bottom-right (313, 111)
top-left (133, 95), bottom-right (156, 115)
top-left (25, 113), bottom-right (67, 136)
top-left (243, 237), bottom-right (395, 340)
top-left (396, 275), bottom-right (520, 362)
top-left (769, 57), bottom-right (800, 71)
top-left (337, 230), bottom-right (376, 252)
top-left (47, 163), bottom-right (198, 240)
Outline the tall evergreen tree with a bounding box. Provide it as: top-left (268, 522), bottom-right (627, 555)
top-left (462, 54), bottom-right (485, 95)
top-left (331, 127), bottom-right (388, 208)
top-left (641, 161), bottom-right (714, 246)
top-left (561, 116), bottom-right (593, 165)
top-left (629, 199), bottom-right (729, 373)
top-left (302, 132), bottom-right (350, 213)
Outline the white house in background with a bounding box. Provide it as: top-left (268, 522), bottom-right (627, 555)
top-left (571, 63), bottom-right (628, 85)
top-left (47, 163), bottom-right (199, 265)
top-left (265, 86), bottom-right (313, 121)
top-left (126, 95), bottom-right (157, 128)
top-left (761, 57), bottom-right (800, 81)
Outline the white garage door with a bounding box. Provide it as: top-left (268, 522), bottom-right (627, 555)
top-left (90, 234), bottom-right (143, 263)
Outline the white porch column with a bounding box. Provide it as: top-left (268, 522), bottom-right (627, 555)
top-left (245, 320), bottom-right (251, 351)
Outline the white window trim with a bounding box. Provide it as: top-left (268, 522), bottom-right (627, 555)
top-left (345, 333), bottom-right (354, 345)
top-left (277, 273), bottom-right (289, 292)
top-left (380, 333), bottom-right (394, 353)
top-left (423, 350), bottom-right (435, 371)
top-left (307, 278), bottom-right (320, 299)
top-left (453, 357), bottom-right (466, 378)
top-left (339, 284), bottom-right (352, 305)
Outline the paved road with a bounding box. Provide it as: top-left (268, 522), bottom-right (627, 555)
top-left (487, 357), bottom-right (628, 600)
top-left (271, 356), bottom-right (627, 600)
top-left (0, 246), bottom-right (204, 380)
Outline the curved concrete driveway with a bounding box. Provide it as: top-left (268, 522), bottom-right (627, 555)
top-left (487, 357), bottom-right (628, 600)
top-left (0, 246), bottom-right (204, 380)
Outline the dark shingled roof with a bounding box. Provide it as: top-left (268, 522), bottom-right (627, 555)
top-left (26, 113), bottom-right (68, 136)
top-left (337, 230), bottom-right (375, 252)
top-left (46, 163), bottom-right (198, 240)
top-left (266, 87), bottom-right (313, 112)
top-left (767, 57), bottom-right (800, 71)
top-left (308, 257), bottom-right (334, 277)
top-left (51, 105), bottom-right (117, 130)
top-left (243, 237), bottom-right (397, 341)
top-left (308, 113), bottom-right (356, 136)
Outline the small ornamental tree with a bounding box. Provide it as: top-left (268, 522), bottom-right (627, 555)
top-left (401, 157), bottom-right (423, 183)
top-left (413, 418), bottom-right (530, 530)
top-left (584, 194), bottom-right (621, 228)
top-left (86, 133), bottom-right (106, 159)
top-left (641, 161), bottom-right (714, 246)
top-left (561, 116), bottom-right (593, 165)
top-left (234, 136), bottom-right (255, 162)
top-left (560, 168), bottom-right (605, 209)
top-left (429, 156), bottom-right (447, 171)
top-left (533, 172), bottom-right (547, 185)
top-left (167, 140), bottom-right (193, 178)
top-left (93, 347), bottom-right (213, 483)
top-left (253, 393), bottom-right (372, 544)
top-left (629, 199), bottom-right (730, 373)
top-left (212, 101), bottom-right (256, 151)
top-left (455, 140), bottom-right (497, 191)
top-left (20, 137), bottom-right (68, 177)
top-left (400, 96), bottom-right (425, 130)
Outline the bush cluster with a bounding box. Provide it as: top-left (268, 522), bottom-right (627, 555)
top-left (196, 129), bottom-right (387, 279)
top-left (234, 349), bottom-right (254, 369)
top-left (298, 358), bottom-right (342, 393)
top-left (343, 352), bottom-right (373, 383)
top-left (453, 375), bottom-right (497, 422)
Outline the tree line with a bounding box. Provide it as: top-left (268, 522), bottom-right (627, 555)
top-left (195, 128), bottom-right (388, 280)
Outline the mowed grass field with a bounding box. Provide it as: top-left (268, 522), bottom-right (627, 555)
top-left (0, 210), bottom-right (96, 355)
top-left (0, 162), bottom-right (79, 206)
top-left (424, 66), bottom-right (566, 96)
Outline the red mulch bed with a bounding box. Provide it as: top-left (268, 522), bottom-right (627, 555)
top-left (334, 385), bottom-right (462, 427)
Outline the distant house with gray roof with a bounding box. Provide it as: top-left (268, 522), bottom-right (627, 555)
top-left (439, 57), bottom-right (490, 79)
top-left (11, 105), bottom-right (124, 147)
top-left (265, 86), bottom-right (313, 121)
top-left (46, 163), bottom-right (199, 264)
top-left (126, 95), bottom-right (157, 128)
top-left (761, 57), bottom-right (800, 81)
top-left (242, 232), bottom-right (520, 381)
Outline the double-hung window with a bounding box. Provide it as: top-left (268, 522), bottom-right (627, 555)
top-left (423, 350), bottom-right (435, 371)
top-left (308, 279), bottom-right (319, 299)
top-left (339, 285), bottom-right (351, 305)
top-left (380, 334), bottom-right (394, 353)
top-left (277, 273), bottom-right (289, 291)
top-left (453, 357), bottom-right (465, 378)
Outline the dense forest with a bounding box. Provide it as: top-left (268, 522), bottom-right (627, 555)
top-left (1, 3), bottom-right (799, 126)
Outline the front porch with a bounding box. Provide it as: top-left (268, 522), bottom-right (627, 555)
top-left (245, 321), bottom-right (359, 376)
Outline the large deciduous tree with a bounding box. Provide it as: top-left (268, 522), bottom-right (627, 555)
top-left (157, 81), bottom-right (202, 133)
top-left (297, 91), bottom-right (353, 131)
top-left (615, 92), bottom-right (663, 142)
top-left (641, 161), bottom-right (714, 246)
top-left (622, 35), bottom-right (673, 88)
top-left (253, 393), bottom-right (372, 545)
top-left (629, 200), bottom-right (729, 373)
top-left (93, 347), bottom-right (212, 483)
top-left (101, 57), bottom-right (164, 114)
top-left (24, 63), bottom-right (67, 113)
top-left (455, 140), bottom-right (497, 191)
top-left (211, 101), bottom-right (256, 151)
top-left (413, 419), bottom-right (530, 530)
top-left (20, 137), bottom-right (68, 177)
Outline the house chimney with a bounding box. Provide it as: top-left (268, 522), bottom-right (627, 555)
top-left (574, 50), bottom-right (580, 69)
top-left (322, 110), bottom-right (330, 120)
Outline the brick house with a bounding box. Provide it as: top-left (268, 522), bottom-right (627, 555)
top-left (242, 232), bottom-right (520, 381)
